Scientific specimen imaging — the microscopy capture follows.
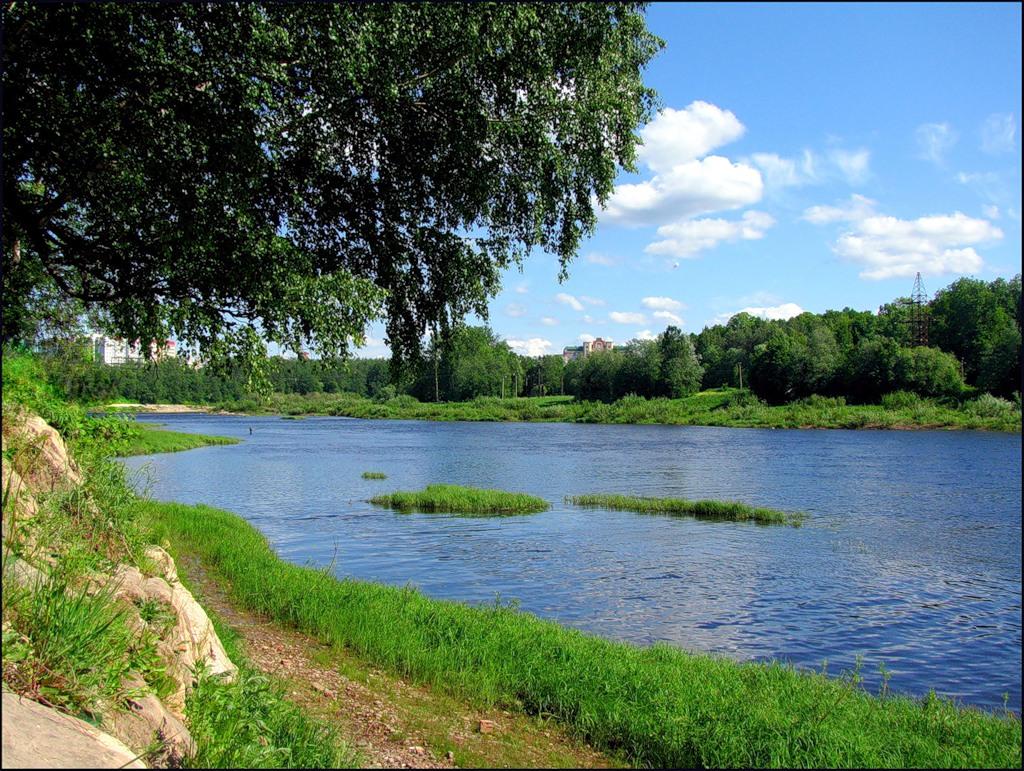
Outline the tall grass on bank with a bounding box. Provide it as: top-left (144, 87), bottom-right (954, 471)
top-left (370, 484), bottom-right (549, 515)
top-left (567, 494), bottom-right (805, 526)
top-left (208, 389), bottom-right (1023, 432)
top-left (116, 426), bottom-right (239, 457)
top-left (144, 500), bottom-right (1021, 769)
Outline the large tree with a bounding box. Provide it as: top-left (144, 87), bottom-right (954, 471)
top-left (2, 3), bottom-right (661, 376)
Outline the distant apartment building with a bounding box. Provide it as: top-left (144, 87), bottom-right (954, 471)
top-left (562, 337), bottom-right (614, 364)
top-left (90, 334), bottom-right (177, 365)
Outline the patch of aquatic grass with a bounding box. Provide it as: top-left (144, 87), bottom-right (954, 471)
top-left (361, 471), bottom-right (387, 480)
top-left (566, 494), bottom-right (804, 526)
top-left (185, 666), bottom-right (358, 769)
top-left (117, 426), bottom-right (239, 457)
top-left (370, 484), bottom-right (549, 515)
top-left (144, 500), bottom-right (1022, 769)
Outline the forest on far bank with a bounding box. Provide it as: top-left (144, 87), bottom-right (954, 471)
top-left (28, 274), bottom-right (1022, 409)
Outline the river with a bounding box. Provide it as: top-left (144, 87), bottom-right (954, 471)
top-left (123, 414), bottom-right (1022, 712)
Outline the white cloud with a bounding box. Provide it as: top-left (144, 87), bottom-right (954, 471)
top-left (578, 333), bottom-right (596, 343)
top-left (634, 329), bottom-right (657, 341)
top-left (555, 293), bottom-right (584, 312)
top-left (641, 296), bottom-right (685, 311)
top-left (585, 252), bottom-right (616, 266)
top-left (505, 303), bottom-right (527, 318)
top-left (514, 281), bottom-right (529, 295)
top-left (653, 310), bottom-right (684, 326)
top-left (714, 302), bottom-right (806, 325)
top-left (603, 156), bottom-right (763, 226)
top-left (833, 211), bottom-right (1003, 280)
top-left (645, 210), bottom-right (775, 257)
top-left (540, 316), bottom-right (559, 326)
top-left (983, 204), bottom-right (1000, 220)
top-left (980, 113), bottom-right (1017, 154)
top-left (637, 102), bottom-right (746, 172)
top-left (829, 148), bottom-right (870, 184)
top-left (749, 150), bottom-right (818, 188)
top-left (610, 311), bottom-right (647, 325)
top-left (802, 194), bottom-right (877, 224)
top-left (506, 338), bottom-right (552, 357)
top-left (915, 123), bottom-right (958, 165)
top-left (578, 295), bottom-right (606, 307)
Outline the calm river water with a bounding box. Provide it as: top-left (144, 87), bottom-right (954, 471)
top-left (123, 414), bottom-right (1022, 712)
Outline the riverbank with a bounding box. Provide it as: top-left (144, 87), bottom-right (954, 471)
top-left (193, 389), bottom-right (1022, 432)
top-left (144, 498), bottom-right (1020, 768)
top-left (117, 424), bottom-right (240, 457)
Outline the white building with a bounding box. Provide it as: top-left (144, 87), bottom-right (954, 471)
top-left (90, 334), bottom-right (177, 365)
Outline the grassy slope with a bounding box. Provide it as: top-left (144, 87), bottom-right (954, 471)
top-left (2, 352), bottom-right (350, 768)
top-left (143, 499), bottom-right (1021, 769)
top-left (117, 425), bottom-right (240, 457)
top-left (212, 390), bottom-right (1022, 432)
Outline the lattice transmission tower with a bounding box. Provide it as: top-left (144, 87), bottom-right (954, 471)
top-left (904, 272), bottom-right (929, 347)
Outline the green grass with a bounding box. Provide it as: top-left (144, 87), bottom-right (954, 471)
top-left (567, 494), bottom-right (805, 526)
top-left (361, 471), bottom-right (387, 480)
top-left (117, 425), bottom-right (240, 457)
top-left (208, 389), bottom-right (1022, 432)
top-left (370, 484), bottom-right (549, 515)
top-left (142, 500), bottom-right (1022, 769)
top-left (185, 666), bottom-right (357, 769)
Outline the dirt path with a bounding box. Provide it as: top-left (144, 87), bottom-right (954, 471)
top-left (178, 556), bottom-right (620, 769)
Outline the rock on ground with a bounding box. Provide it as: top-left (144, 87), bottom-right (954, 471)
top-left (1, 691), bottom-right (146, 769)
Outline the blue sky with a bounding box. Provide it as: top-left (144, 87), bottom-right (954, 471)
top-left (355, 2), bottom-right (1021, 358)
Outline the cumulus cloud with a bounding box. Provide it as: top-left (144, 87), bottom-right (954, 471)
top-left (540, 316), bottom-right (559, 326)
top-left (634, 329), bottom-right (657, 341)
top-left (505, 303), bottom-right (527, 318)
top-left (915, 123), bottom-right (958, 165)
top-left (603, 156), bottom-right (763, 226)
top-left (645, 210), bottom-right (775, 257)
top-left (714, 302), bottom-right (806, 325)
top-left (802, 194), bottom-right (878, 224)
top-left (653, 310), bottom-right (684, 326)
top-left (506, 338), bottom-right (553, 357)
top-left (610, 311), bottom-right (647, 324)
top-left (980, 113), bottom-right (1017, 154)
top-left (641, 296), bottom-right (685, 311)
top-left (834, 211), bottom-right (1003, 280)
top-left (585, 252), bottom-right (616, 266)
top-left (749, 147), bottom-right (870, 191)
top-left (636, 102), bottom-right (746, 172)
top-left (578, 333), bottom-right (596, 343)
top-left (514, 281), bottom-right (529, 295)
top-left (555, 292), bottom-right (584, 312)
top-left (578, 295), bottom-right (606, 307)
top-left (829, 148), bottom-right (870, 184)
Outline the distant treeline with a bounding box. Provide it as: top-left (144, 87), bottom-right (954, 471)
top-left (45, 275), bottom-right (1020, 406)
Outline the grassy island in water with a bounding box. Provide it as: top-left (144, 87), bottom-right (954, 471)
top-left (370, 484), bottom-right (549, 515)
top-left (568, 493), bottom-right (805, 526)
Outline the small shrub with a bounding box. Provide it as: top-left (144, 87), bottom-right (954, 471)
top-left (964, 393), bottom-right (1018, 418)
top-left (881, 390), bottom-right (923, 409)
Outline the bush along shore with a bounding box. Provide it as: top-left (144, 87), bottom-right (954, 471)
top-left (197, 389), bottom-right (1023, 432)
top-left (144, 499), bottom-right (1021, 768)
top-left (567, 494), bottom-right (805, 526)
top-left (370, 484), bottom-right (549, 515)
